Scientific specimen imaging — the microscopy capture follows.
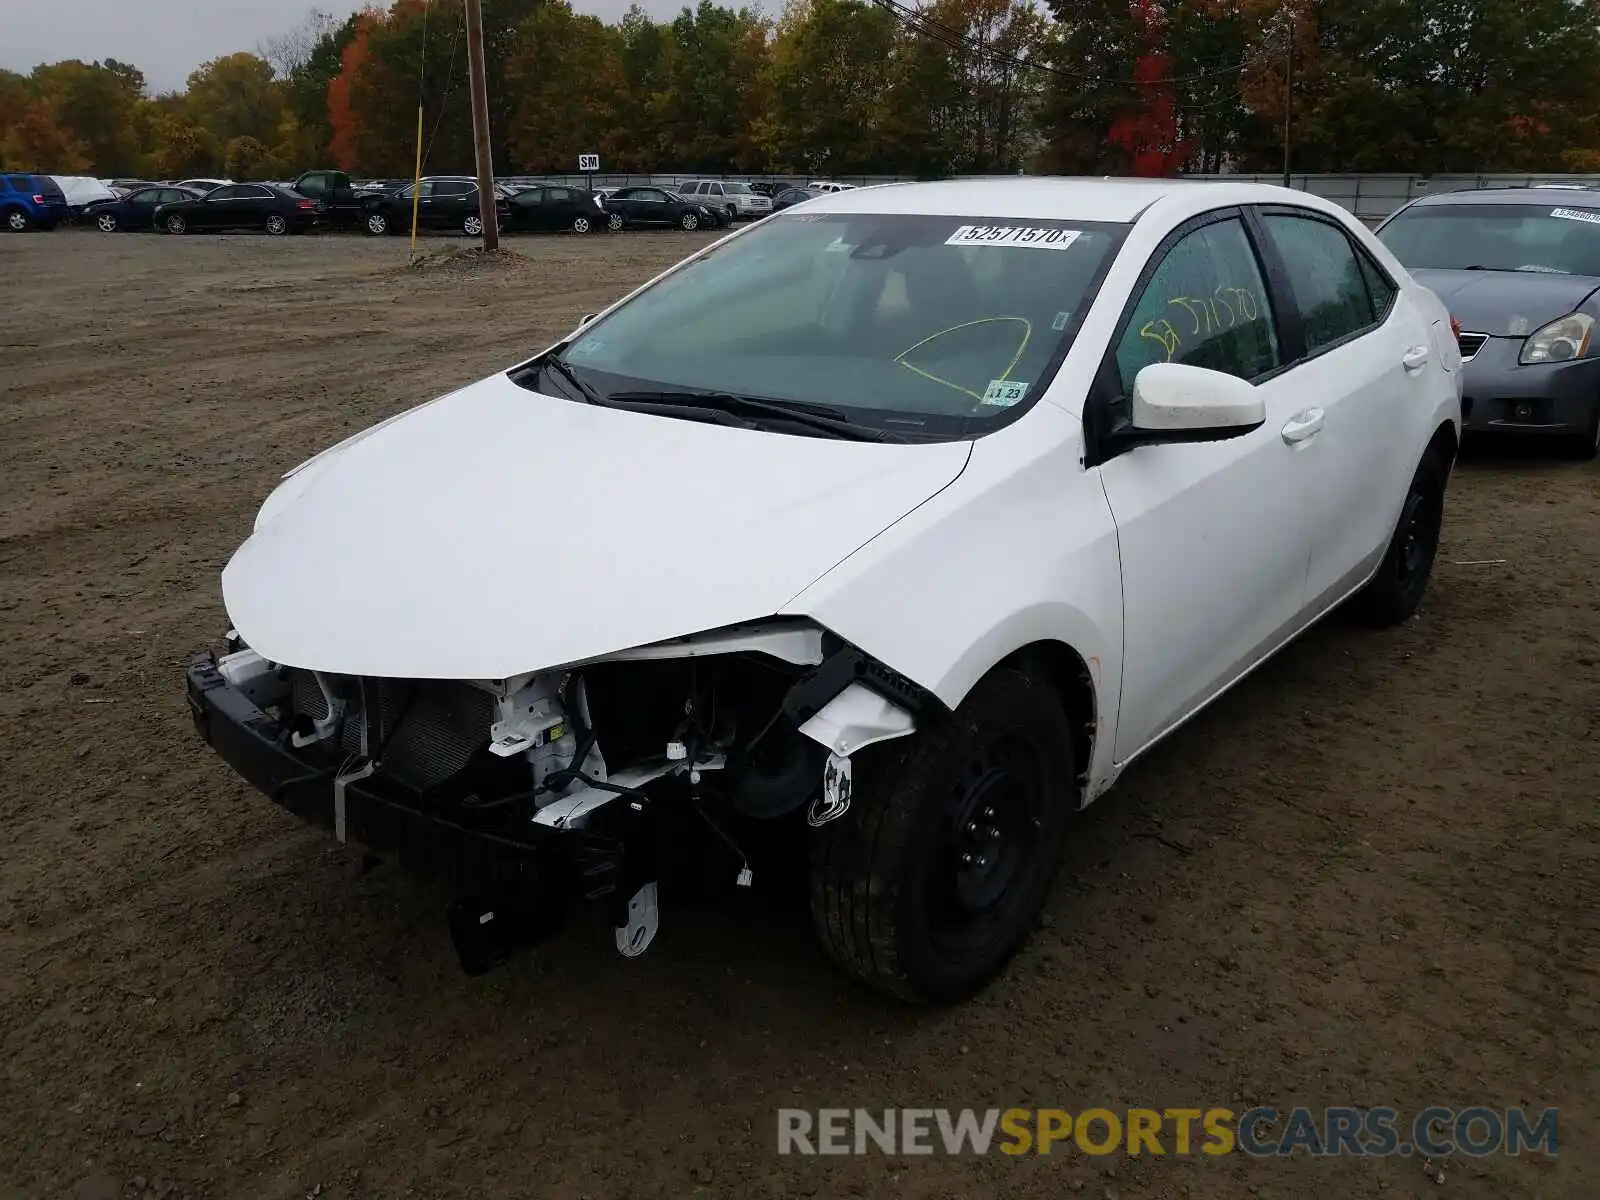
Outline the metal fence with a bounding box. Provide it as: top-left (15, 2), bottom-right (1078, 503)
top-left (495, 169), bottom-right (1600, 223)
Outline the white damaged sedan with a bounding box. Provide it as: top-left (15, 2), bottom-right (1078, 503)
top-left (187, 178), bottom-right (1462, 1002)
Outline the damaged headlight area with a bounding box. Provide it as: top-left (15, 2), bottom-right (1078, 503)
top-left (186, 620), bottom-right (937, 975)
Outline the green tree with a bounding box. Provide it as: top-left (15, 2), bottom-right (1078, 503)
top-left (28, 59), bottom-right (146, 174)
top-left (762, 0), bottom-right (897, 174)
top-left (185, 53), bottom-right (285, 149)
top-left (505, 2), bottom-right (628, 171)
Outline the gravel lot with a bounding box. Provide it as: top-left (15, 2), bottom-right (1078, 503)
top-left (2, 229), bottom-right (1596, 1200)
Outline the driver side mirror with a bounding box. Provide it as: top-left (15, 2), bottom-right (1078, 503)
top-left (1127, 362), bottom-right (1265, 442)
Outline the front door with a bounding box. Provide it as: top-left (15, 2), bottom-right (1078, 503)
top-left (1095, 211), bottom-right (1312, 762)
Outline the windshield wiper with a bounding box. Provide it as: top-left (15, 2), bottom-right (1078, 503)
top-left (604, 389), bottom-right (905, 442)
top-left (539, 354), bottom-right (604, 405)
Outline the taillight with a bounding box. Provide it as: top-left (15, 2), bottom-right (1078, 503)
top-left (1450, 314), bottom-right (1462, 345)
top-left (32, 194), bottom-right (45, 205)
top-left (297, 199), bottom-right (315, 209)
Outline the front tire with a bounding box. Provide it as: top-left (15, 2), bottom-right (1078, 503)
top-left (809, 669), bottom-right (1076, 1004)
top-left (679, 211), bottom-right (699, 231)
top-left (365, 212), bottom-right (390, 236)
top-left (164, 213), bottom-right (187, 235)
top-left (1356, 448), bottom-right (1448, 626)
top-left (607, 211), bottom-right (624, 232)
top-left (95, 212), bottom-right (118, 233)
top-left (265, 213), bottom-right (288, 236)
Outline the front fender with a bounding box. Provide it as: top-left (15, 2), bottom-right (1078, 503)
top-left (782, 401), bottom-right (1123, 792)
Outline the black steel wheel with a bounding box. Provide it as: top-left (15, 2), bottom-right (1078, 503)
top-left (809, 669), bottom-right (1075, 1004)
top-left (1356, 447), bottom-right (1448, 625)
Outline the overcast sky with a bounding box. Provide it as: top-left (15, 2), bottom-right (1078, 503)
top-left (3, 0), bottom-right (683, 92)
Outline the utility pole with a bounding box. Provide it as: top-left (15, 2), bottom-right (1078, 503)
top-left (1281, 8), bottom-right (1293, 189)
top-left (463, 0), bottom-right (498, 250)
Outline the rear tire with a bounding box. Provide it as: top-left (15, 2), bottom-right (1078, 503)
top-left (5, 207), bottom-right (30, 232)
top-left (571, 214), bottom-right (592, 234)
top-left (1355, 448), bottom-right (1448, 626)
top-left (265, 213), bottom-right (288, 236)
top-left (809, 669), bottom-right (1075, 1004)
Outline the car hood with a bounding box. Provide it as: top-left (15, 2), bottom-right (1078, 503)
top-left (221, 372), bottom-right (971, 680)
top-left (1411, 268), bottom-right (1600, 336)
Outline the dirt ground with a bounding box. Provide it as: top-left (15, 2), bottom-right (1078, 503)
top-left (2, 227), bottom-right (1595, 1200)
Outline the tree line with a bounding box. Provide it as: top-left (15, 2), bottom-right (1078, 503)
top-left (4, 0), bottom-right (1599, 182)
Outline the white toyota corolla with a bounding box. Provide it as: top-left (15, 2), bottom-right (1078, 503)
top-left (187, 178), bottom-right (1462, 1003)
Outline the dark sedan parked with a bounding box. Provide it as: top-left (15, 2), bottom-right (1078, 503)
top-left (604, 186), bottom-right (716, 231)
top-left (1378, 186), bottom-right (1600, 458)
top-left (504, 184), bottom-right (613, 233)
top-left (156, 183), bottom-right (318, 236)
top-left (770, 186), bottom-right (822, 212)
top-left (83, 185), bottom-right (204, 232)
top-left (362, 177), bottom-right (510, 237)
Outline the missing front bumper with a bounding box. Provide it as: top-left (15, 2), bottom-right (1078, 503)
top-left (185, 651), bottom-right (550, 895)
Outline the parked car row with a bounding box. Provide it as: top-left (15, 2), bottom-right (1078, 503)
top-left (2, 169), bottom-right (824, 238)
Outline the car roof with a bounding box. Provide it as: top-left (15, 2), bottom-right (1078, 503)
top-left (786, 176), bottom-right (1322, 224)
top-left (1406, 186), bottom-right (1600, 210)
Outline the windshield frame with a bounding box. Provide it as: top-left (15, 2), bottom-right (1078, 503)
top-left (524, 209), bottom-right (1132, 443)
top-left (1378, 200), bottom-right (1600, 275)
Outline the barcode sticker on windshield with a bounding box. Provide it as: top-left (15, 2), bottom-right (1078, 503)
top-left (981, 379), bottom-right (1028, 407)
top-left (1551, 207), bottom-right (1600, 225)
top-left (947, 225), bottom-right (1081, 250)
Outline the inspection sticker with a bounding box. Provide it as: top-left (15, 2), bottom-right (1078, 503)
top-left (981, 379), bottom-right (1028, 406)
top-left (946, 225), bottom-right (1081, 250)
top-left (1052, 311), bottom-right (1073, 331)
top-left (1551, 207), bottom-right (1600, 225)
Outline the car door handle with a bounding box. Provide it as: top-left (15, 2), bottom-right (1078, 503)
top-left (1402, 344), bottom-right (1431, 371)
top-left (1281, 407), bottom-right (1325, 445)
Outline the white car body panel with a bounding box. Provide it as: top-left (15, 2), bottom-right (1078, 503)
top-left (783, 401), bottom-right (1127, 794)
top-left (223, 373), bottom-right (970, 680)
top-left (219, 176), bottom-right (1461, 810)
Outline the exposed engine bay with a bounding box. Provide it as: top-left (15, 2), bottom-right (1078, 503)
top-left (202, 618), bottom-right (934, 973)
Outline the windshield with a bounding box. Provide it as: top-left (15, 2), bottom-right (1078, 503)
top-left (1379, 203), bottom-right (1600, 275)
top-left (555, 211), bottom-right (1125, 436)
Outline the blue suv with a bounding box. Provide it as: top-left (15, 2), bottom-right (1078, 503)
top-left (1, 173), bottom-right (68, 231)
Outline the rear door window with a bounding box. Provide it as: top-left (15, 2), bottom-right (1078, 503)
top-left (1261, 213), bottom-right (1377, 353)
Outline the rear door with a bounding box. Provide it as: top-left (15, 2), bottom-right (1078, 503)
top-left (545, 186), bottom-right (576, 228)
top-left (1252, 206), bottom-right (1434, 610)
top-left (1093, 209), bottom-right (1312, 762)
